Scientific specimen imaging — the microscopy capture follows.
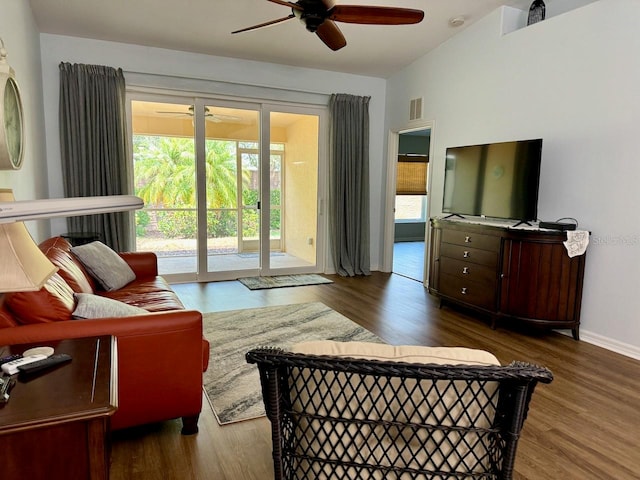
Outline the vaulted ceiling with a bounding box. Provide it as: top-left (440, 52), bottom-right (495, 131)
top-left (29, 0), bottom-right (584, 78)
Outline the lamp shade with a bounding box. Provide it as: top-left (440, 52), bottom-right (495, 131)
top-left (0, 190), bottom-right (57, 292)
top-left (0, 221), bottom-right (58, 292)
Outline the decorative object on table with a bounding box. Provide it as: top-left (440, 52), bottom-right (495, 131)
top-left (238, 274), bottom-right (333, 290)
top-left (202, 302), bottom-right (382, 424)
top-left (527, 0), bottom-right (546, 25)
top-left (0, 38), bottom-right (24, 170)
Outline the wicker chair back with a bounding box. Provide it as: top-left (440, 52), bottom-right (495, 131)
top-left (246, 348), bottom-right (553, 480)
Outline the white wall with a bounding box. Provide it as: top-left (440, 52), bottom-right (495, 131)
top-left (0, 0), bottom-right (50, 239)
top-left (386, 0), bottom-right (640, 356)
top-left (38, 34), bottom-right (387, 271)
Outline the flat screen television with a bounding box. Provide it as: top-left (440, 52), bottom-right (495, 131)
top-left (442, 139), bottom-right (542, 223)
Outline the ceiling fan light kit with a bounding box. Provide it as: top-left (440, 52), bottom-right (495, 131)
top-left (232, 0), bottom-right (425, 51)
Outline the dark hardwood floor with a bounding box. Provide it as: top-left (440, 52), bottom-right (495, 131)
top-left (110, 273), bottom-right (640, 480)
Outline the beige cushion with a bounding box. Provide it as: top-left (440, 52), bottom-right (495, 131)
top-left (291, 340), bottom-right (500, 366)
top-left (289, 341), bottom-right (501, 477)
top-left (71, 241), bottom-right (136, 291)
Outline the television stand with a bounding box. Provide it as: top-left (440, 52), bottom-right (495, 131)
top-left (428, 218), bottom-right (586, 339)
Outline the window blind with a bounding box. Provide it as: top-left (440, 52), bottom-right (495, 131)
top-left (396, 154), bottom-right (428, 195)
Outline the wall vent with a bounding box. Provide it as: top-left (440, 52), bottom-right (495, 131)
top-left (409, 97), bottom-right (423, 121)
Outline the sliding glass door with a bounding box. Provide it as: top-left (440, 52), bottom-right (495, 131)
top-left (263, 108), bottom-right (321, 275)
top-left (131, 99), bottom-right (198, 277)
top-left (129, 94), bottom-right (325, 281)
top-left (198, 101), bottom-right (262, 276)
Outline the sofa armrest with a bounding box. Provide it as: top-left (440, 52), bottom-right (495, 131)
top-left (0, 310), bottom-right (209, 430)
top-left (119, 252), bottom-right (159, 278)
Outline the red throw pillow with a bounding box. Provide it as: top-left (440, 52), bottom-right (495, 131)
top-left (5, 273), bottom-right (75, 324)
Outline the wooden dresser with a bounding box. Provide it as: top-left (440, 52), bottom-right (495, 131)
top-left (429, 218), bottom-right (586, 339)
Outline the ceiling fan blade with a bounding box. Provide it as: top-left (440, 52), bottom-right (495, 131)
top-left (328, 5), bottom-right (424, 25)
top-left (156, 111), bottom-right (189, 115)
top-left (211, 114), bottom-right (242, 122)
top-left (316, 20), bottom-right (346, 51)
top-left (267, 0), bottom-right (304, 11)
top-left (232, 14), bottom-right (295, 34)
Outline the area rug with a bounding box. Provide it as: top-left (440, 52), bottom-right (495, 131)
top-left (203, 302), bottom-right (383, 425)
top-left (238, 274), bottom-right (333, 290)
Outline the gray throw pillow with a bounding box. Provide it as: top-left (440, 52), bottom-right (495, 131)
top-left (73, 293), bottom-right (147, 319)
top-left (71, 241), bottom-right (136, 291)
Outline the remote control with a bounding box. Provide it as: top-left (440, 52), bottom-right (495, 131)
top-left (17, 354), bottom-right (72, 375)
top-left (1, 354), bottom-right (47, 375)
top-left (0, 354), bottom-right (22, 366)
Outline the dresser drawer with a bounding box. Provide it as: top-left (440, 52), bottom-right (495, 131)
top-left (440, 257), bottom-right (497, 284)
top-left (439, 273), bottom-right (496, 311)
top-left (441, 229), bottom-right (501, 251)
top-left (440, 243), bottom-right (498, 267)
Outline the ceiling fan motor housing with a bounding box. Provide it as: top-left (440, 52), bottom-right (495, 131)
top-left (295, 0), bottom-right (328, 32)
top-left (302, 14), bottom-right (325, 32)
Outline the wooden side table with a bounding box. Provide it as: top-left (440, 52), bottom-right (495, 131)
top-left (0, 336), bottom-right (117, 480)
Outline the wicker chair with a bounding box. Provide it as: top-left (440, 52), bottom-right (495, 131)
top-left (246, 346), bottom-right (553, 480)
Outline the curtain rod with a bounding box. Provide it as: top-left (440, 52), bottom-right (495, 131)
top-left (122, 69), bottom-right (331, 97)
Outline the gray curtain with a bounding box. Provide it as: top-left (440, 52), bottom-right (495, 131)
top-left (329, 93), bottom-right (371, 277)
top-left (59, 63), bottom-right (132, 251)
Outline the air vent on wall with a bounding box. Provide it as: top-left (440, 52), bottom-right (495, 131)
top-left (409, 97), bottom-right (423, 121)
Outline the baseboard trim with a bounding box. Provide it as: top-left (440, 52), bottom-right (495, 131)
top-left (579, 329), bottom-right (640, 360)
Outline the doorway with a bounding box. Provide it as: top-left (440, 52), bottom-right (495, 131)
top-left (388, 128), bottom-right (431, 282)
top-left (128, 95), bottom-right (325, 282)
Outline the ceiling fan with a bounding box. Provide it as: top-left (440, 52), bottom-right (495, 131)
top-left (155, 106), bottom-right (241, 123)
top-left (232, 0), bottom-right (424, 51)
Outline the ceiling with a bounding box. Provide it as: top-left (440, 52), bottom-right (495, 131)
top-left (29, 0), bottom-right (561, 78)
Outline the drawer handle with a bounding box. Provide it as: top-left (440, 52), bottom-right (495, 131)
top-left (461, 287), bottom-right (468, 295)
top-left (464, 236), bottom-right (471, 243)
top-left (463, 251), bottom-right (470, 258)
top-left (462, 266), bottom-right (469, 274)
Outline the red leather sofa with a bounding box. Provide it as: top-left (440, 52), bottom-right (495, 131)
top-left (0, 237), bottom-right (209, 434)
